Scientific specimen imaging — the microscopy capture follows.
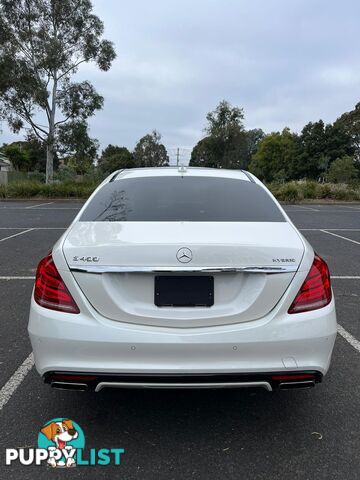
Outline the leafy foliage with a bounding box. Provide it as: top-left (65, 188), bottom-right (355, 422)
top-left (1, 135), bottom-right (49, 172)
top-left (57, 120), bottom-right (99, 174)
top-left (133, 130), bottom-right (169, 167)
top-left (0, 0), bottom-right (116, 182)
top-left (335, 102), bottom-right (360, 161)
top-left (249, 128), bottom-right (301, 182)
top-left (190, 100), bottom-right (251, 169)
top-left (327, 156), bottom-right (358, 183)
top-left (98, 145), bottom-right (135, 175)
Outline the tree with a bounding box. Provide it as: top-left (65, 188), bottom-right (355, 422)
top-left (133, 130), bottom-right (169, 167)
top-left (0, 0), bottom-right (116, 182)
top-left (25, 133), bottom-right (48, 172)
top-left (244, 128), bottom-right (265, 167)
top-left (294, 120), bottom-right (329, 179)
top-left (327, 156), bottom-right (358, 183)
top-left (324, 122), bottom-right (354, 164)
top-left (98, 144), bottom-right (135, 175)
top-left (190, 136), bottom-right (220, 168)
top-left (249, 128), bottom-right (301, 182)
top-left (190, 100), bottom-right (248, 169)
top-left (1, 143), bottom-right (31, 171)
top-left (335, 102), bottom-right (360, 161)
top-left (57, 120), bottom-right (98, 174)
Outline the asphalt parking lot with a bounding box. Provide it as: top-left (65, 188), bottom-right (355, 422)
top-left (0, 200), bottom-right (359, 479)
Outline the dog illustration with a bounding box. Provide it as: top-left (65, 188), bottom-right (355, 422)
top-left (40, 419), bottom-right (78, 467)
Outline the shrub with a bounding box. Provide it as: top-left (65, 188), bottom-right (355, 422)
top-left (327, 156), bottom-right (358, 183)
top-left (301, 181), bottom-right (319, 199)
top-left (27, 171), bottom-right (46, 183)
top-left (317, 184), bottom-right (332, 199)
top-left (0, 179), bottom-right (98, 198)
top-left (275, 183), bottom-right (303, 203)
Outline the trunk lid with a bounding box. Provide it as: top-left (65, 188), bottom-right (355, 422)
top-left (63, 222), bottom-right (304, 327)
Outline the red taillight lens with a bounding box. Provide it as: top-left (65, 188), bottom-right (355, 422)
top-left (288, 253), bottom-right (332, 314)
top-left (34, 254), bottom-right (80, 314)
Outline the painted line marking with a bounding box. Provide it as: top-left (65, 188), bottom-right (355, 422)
top-left (340, 205), bottom-right (360, 211)
top-left (337, 325), bottom-right (360, 353)
top-left (285, 209), bottom-right (360, 213)
top-left (0, 207), bottom-right (80, 210)
top-left (300, 229), bottom-right (360, 231)
top-left (0, 227), bottom-right (66, 230)
top-left (0, 228), bottom-right (34, 242)
top-left (331, 276), bottom-right (360, 279)
top-left (0, 353), bottom-right (34, 411)
top-left (290, 205), bottom-right (320, 211)
top-left (0, 276), bottom-right (35, 280)
top-left (320, 229), bottom-right (360, 246)
top-left (26, 202), bottom-right (54, 209)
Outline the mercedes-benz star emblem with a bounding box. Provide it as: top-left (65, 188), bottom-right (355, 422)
top-left (176, 247), bottom-right (193, 263)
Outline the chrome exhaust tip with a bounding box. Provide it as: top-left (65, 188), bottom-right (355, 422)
top-left (279, 380), bottom-right (315, 390)
top-left (51, 381), bottom-right (88, 391)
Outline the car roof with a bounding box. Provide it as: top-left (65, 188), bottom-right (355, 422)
top-left (111, 167), bottom-right (252, 182)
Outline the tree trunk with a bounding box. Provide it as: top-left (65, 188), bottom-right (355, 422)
top-left (46, 143), bottom-right (54, 184)
top-left (46, 75), bottom-right (57, 184)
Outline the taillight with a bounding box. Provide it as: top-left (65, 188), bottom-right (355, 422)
top-left (34, 253), bottom-right (80, 314)
top-left (288, 253), bottom-right (332, 314)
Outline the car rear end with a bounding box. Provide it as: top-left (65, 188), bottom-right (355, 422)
top-left (28, 168), bottom-right (337, 392)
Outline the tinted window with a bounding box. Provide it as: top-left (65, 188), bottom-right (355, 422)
top-left (80, 176), bottom-right (285, 222)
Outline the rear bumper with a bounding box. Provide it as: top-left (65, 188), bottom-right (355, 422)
top-left (44, 371), bottom-right (322, 392)
top-left (28, 297), bottom-right (337, 385)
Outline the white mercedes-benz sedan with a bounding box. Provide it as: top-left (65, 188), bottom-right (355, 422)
top-left (28, 167), bottom-right (337, 392)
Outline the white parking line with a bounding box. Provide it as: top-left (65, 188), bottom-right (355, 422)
top-left (340, 205), bottom-right (360, 211)
top-left (286, 209), bottom-right (360, 213)
top-left (26, 202), bottom-right (54, 209)
top-left (0, 276), bottom-right (35, 280)
top-left (289, 205), bottom-right (320, 211)
top-left (331, 276), bottom-right (360, 279)
top-left (300, 229), bottom-right (360, 231)
top-left (0, 228), bottom-right (34, 242)
top-left (337, 325), bottom-right (360, 353)
top-left (0, 207), bottom-right (79, 210)
top-left (0, 227), bottom-right (66, 230)
top-left (320, 229), bottom-right (360, 246)
top-left (0, 353), bottom-right (34, 411)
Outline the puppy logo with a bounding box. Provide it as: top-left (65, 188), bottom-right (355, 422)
top-left (38, 418), bottom-right (84, 468)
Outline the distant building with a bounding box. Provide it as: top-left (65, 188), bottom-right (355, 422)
top-left (0, 153), bottom-right (13, 172)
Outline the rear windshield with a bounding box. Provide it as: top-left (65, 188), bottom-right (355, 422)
top-left (80, 176), bottom-right (285, 222)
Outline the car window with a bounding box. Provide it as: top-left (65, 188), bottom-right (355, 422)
top-left (80, 176), bottom-right (285, 222)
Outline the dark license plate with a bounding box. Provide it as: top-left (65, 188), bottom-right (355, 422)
top-left (154, 276), bottom-right (214, 307)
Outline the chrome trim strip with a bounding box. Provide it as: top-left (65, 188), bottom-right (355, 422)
top-left (70, 265), bottom-right (298, 274)
top-left (95, 381), bottom-right (272, 392)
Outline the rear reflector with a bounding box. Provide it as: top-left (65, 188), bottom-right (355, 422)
top-left (288, 253), bottom-right (332, 314)
top-left (271, 374), bottom-right (315, 381)
top-left (34, 253), bottom-right (80, 314)
top-left (52, 374), bottom-right (97, 382)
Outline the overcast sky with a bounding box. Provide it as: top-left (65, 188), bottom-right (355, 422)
top-left (1, 0), bottom-right (360, 163)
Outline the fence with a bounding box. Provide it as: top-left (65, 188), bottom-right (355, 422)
top-left (0, 171), bottom-right (28, 185)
